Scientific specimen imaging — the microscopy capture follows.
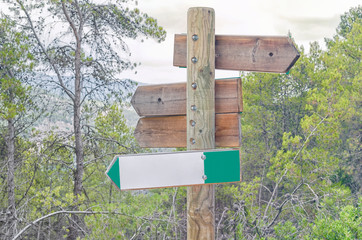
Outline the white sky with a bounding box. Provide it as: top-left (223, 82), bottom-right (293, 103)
top-left (121, 0), bottom-right (361, 84)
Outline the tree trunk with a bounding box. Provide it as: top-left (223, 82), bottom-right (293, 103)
top-left (68, 91), bottom-right (85, 240)
top-left (68, 55), bottom-right (84, 238)
top-left (73, 44), bottom-right (83, 197)
top-left (6, 117), bottom-right (17, 240)
top-left (68, 6), bottom-right (85, 238)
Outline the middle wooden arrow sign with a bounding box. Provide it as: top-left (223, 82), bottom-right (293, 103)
top-left (131, 78), bottom-right (242, 116)
top-left (132, 78), bottom-right (242, 148)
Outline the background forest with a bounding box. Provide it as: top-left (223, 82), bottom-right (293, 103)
top-left (0, 1), bottom-right (361, 239)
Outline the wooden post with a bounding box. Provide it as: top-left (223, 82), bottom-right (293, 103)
top-left (187, 7), bottom-right (215, 239)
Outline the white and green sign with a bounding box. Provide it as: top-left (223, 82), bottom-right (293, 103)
top-left (106, 149), bottom-right (240, 191)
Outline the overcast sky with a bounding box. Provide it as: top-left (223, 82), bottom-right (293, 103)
top-left (121, 0), bottom-right (360, 84)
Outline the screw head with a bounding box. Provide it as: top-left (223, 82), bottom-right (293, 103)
top-left (202, 175), bottom-right (207, 180)
top-left (190, 138), bottom-right (196, 144)
top-left (190, 120), bottom-right (196, 127)
top-left (201, 155), bottom-right (206, 160)
top-left (191, 105), bottom-right (197, 111)
top-left (192, 34), bottom-right (199, 41)
top-left (191, 82), bottom-right (197, 89)
top-left (191, 57), bottom-right (198, 63)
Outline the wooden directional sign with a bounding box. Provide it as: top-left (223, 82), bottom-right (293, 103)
top-left (131, 78), bottom-right (242, 117)
top-left (134, 113), bottom-right (241, 148)
top-left (106, 149), bottom-right (240, 191)
top-left (105, 6), bottom-right (301, 239)
top-left (174, 34), bottom-right (300, 73)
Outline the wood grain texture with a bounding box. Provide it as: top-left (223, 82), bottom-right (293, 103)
top-left (131, 78), bottom-right (243, 117)
top-left (174, 34), bottom-right (300, 73)
top-left (186, 8), bottom-right (215, 239)
top-left (187, 8), bottom-right (215, 151)
top-left (134, 114), bottom-right (241, 148)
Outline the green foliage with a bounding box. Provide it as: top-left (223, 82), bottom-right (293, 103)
top-left (0, 3), bottom-right (361, 240)
top-left (270, 221), bottom-right (297, 240)
top-left (1, 0), bottom-right (167, 238)
top-left (228, 6), bottom-right (362, 239)
top-left (308, 198), bottom-right (361, 240)
top-left (94, 103), bottom-right (135, 152)
top-left (20, 0), bottom-right (167, 87)
top-left (336, 5), bottom-right (362, 39)
top-left (0, 17), bottom-right (34, 120)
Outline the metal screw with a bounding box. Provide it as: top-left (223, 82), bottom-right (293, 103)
top-left (201, 155), bottom-right (206, 160)
top-left (191, 82), bottom-right (197, 89)
top-left (191, 105), bottom-right (197, 111)
top-left (192, 34), bottom-right (199, 41)
top-left (190, 120), bottom-right (196, 127)
top-left (190, 138), bottom-right (196, 144)
top-left (202, 175), bottom-right (207, 180)
top-left (191, 57), bottom-right (198, 63)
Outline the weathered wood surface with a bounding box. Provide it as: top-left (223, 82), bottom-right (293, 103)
top-left (174, 34), bottom-right (300, 73)
top-left (131, 78), bottom-right (242, 117)
top-left (186, 7), bottom-right (215, 240)
top-left (134, 114), bottom-right (241, 148)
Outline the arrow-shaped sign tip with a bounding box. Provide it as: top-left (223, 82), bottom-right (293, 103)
top-left (131, 88), bottom-right (143, 117)
top-left (106, 157), bottom-right (121, 189)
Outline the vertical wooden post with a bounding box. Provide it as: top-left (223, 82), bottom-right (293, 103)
top-left (187, 7), bottom-right (215, 239)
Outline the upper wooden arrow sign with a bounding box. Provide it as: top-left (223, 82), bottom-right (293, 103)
top-left (173, 34), bottom-right (300, 73)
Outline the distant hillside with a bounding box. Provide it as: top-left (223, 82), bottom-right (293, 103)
top-left (122, 105), bottom-right (139, 127)
top-left (32, 75), bottom-right (143, 132)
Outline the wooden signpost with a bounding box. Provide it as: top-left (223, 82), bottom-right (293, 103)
top-left (186, 8), bottom-right (216, 239)
top-left (106, 6), bottom-right (299, 240)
